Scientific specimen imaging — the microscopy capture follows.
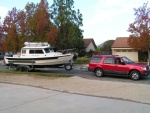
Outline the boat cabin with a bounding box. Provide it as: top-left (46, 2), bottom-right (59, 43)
top-left (14, 42), bottom-right (59, 58)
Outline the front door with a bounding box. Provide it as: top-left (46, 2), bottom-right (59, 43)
top-left (114, 58), bottom-right (129, 75)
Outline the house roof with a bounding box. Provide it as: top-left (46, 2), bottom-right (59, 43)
top-left (111, 37), bottom-right (130, 48)
top-left (83, 38), bottom-right (97, 48)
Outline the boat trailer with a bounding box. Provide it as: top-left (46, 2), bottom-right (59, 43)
top-left (5, 61), bottom-right (73, 72)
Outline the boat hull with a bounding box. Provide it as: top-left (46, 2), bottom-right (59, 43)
top-left (4, 54), bottom-right (73, 68)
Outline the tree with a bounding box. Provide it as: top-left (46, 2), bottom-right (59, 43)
top-left (0, 17), bottom-right (5, 52)
top-left (2, 8), bottom-right (29, 52)
top-left (128, 2), bottom-right (150, 64)
top-left (0, 17), bottom-right (2, 37)
top-left (50, 0), bottom-right (83, 50)
top-left (36, 0), bottom-right (58, 46)
top-left (2, 0), bottom-right (84, 52)
top-left (0, 0), bottom-right (59, 52)
top-left (24, 2), bottom-right (38, 41)
top-left (98, 40), bottom-right (114, 54)
top-left (2, 8), bottom-right (19, 52)
top-left (17, 10), bottom-right (26, 48)
top-left (94, 48), bottom-right (101, 55)
top-left (25, 0), bottom-right (58, 46)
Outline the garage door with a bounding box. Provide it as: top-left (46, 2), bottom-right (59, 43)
top-left (115, 51), bottom-right (138, 62)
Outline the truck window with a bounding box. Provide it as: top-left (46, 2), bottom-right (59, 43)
top-left (90, 57), bottom-right (102, 63)
top-left (104, 58), bottom-right (114, 64)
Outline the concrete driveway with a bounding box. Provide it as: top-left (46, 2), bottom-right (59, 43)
top-left (0, 83), bottom-right (150, 113)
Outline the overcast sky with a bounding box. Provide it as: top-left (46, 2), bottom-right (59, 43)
top-left (0, 0), bottom-right (149, 45)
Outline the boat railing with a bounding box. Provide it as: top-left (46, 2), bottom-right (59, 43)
top-left (24, 42), bottom-right (50, 47)
top-left (57, 48), bottom-right (76, 54)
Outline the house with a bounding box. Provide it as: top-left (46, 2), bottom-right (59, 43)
top-left (111, 37), bottom-right (138, 62)
top-left (83, 38), bottom-right (97, 52)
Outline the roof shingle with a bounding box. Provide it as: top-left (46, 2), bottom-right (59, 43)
top-left (83, 38), bottom-right (97, 48)
top-left (112, 37), bottom-right (130, 48)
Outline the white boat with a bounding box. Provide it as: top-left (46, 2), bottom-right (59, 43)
top-left (4, 42), bottom-right (74, 71)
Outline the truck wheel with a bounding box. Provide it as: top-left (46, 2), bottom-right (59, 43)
top-left (64, 63), bottom-right (72, 71)
top-left (95, 68), bottom-right (103, 77)
top-left (130, 70), bottom-right (141, 80)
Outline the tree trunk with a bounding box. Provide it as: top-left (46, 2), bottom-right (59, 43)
top-left (148, 49), bottom-right (150, 66)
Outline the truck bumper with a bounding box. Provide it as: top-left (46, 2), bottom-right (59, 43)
top-left (141, 71), bottom-right (150, 76)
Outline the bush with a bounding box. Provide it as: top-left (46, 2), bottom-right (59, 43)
top-left (74, 57), bottom-right (90, 64)
top-left (78, 50), bottom-right (86, 57)
top-left (138, 51), bottom-right (148, 62)
top-left (86, 50), bottom-right (94, 57)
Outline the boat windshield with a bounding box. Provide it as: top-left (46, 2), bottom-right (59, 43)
top-left (44, 48), bottom-right (54, 53)
top-left (122, 57), bottom-right (134, 64)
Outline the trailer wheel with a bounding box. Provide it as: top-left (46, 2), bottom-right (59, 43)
top-left (22, 66), bottom-right (30, 72)
top-left (64, 63), bottom-right (72, 71)
top-left (16, 66), bottom-right (22, 72)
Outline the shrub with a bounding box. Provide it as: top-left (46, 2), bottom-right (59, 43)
top-left (86, 50), bottom-right (94, 57)
top-left (78, 50), bottom-right (86, 57)
top-left (74, 57), bottom-right (90, 64)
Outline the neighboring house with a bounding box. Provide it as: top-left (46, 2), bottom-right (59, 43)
top-left (111, 37), bottom-right (138, 62)
top-left (83, 38), bottom-right (97, 52)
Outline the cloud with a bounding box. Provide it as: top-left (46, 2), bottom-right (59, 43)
top-left (0, 6), bottom-right (8, 20)
top-left (83, 0), bottom-right (149, 45)
top-left (86, 0), bottom-right (147, 26)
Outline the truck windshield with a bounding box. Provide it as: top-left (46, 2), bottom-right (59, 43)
top-left (122, 57), bottom-right (134, 64)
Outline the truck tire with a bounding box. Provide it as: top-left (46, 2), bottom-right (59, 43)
top-left (130, 70), bottom-right (141, 80)
top-left (95, 68), bottom-right (103, 77)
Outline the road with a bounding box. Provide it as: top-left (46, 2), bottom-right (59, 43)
top-left (1, 83), bottom-right (150, 113)
top-left (1, 62), bottom-right (150, 113)
top-left (0, 63), bottom-right (150, 84)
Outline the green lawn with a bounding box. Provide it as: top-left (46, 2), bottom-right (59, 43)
top-left (0, 70), bottom-right (72, 77)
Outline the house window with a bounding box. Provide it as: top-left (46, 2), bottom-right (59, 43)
top-left (122, 50), bottom-right (126, 52)
top-left (127, 50), bottom-right (132, 52)
top-left (116, 50), bottom-right (121, 52)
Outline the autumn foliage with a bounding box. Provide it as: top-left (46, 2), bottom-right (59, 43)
top-left (128, 2), bottom-right (150, 51)
top-left (0, 0), bottom-right (83, 53)
top-left (0, 0), bottom-right (58, 53)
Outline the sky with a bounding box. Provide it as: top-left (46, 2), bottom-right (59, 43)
top-left (0, 0), bottom-right (149, 45)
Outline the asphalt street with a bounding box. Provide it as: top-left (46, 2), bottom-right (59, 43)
top-left (1, 83), bottom-right (150, 113)
top-left (0, 63), bottom-right (150, 84)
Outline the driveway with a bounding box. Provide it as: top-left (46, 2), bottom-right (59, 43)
top-left (1, 83), bottom-right (150, 113)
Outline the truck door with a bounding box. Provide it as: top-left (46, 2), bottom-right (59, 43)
top-left (114, 58), bottom-right (129, 75)
top-left (102, 57), bottom-right (116, 75)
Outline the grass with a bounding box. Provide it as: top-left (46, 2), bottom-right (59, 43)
top-left (0, 70), bottom-right (72, 77)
